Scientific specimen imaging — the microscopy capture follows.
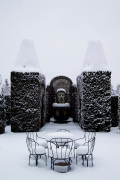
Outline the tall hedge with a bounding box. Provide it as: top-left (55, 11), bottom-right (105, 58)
top-left (77, 71), bottom-right (111, 132)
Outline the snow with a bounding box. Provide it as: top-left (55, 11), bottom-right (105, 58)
top-left (13, 39), bottom-right (41, 72)
top-left (46, 132), bottom-right (74, 141)
top-left (0, 122), bottom-right (120, 179)
top-left (2, 84), bottom-right (10, 96)
top-left (57, 88), bottom-right (66, 93)
top-left (81, 40), bottom-right (110, 72)
top-left (52, 103), bottom-right (70, 107)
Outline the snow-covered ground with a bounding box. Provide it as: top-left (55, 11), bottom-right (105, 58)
top-left (0, 122), bottom-right (120, 180)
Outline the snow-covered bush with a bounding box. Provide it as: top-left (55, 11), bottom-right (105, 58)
top-left (78, 71), bottom-right (111, 132)
top-left (111, 96), bottom-right (119, 127)
top-left (11, 71), bottom-right (45, 132)
top-left (0, 75), bottom-right (5, 134)
top-left (2, 79), bottom-right (11, 125)
top-left (77, 41), bottom-right (111, 131)
top-left (11, 39), bottom-right (46, 132)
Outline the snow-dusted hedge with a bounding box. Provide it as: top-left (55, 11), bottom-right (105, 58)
top-left (11, 71), bottom-right (45, 132)
top-left (111, 96), bottom-right (119, 127)
top-left (4, 96), bottom-right (11, 125)
top-left (0, 95), bottom-right (5, 134)
top-left (77, 71), bottom-right (111, 132)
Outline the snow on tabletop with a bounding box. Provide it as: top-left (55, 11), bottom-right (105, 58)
top-left (46, 131), bottom-right (74, 141)
top-left (13, 38), bottom-right (41, 72)
top-left (52, 103), bottom-right (70, 107)
top-left (81, 40), bottom-right (110, 72)
top-left (57, 88), bottom-right (66, 93)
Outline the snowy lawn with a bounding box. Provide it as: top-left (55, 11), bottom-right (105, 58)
top-left (0, 122), bottom-right (120, 180)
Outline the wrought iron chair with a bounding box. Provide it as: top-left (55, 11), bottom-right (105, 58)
top-left (49, 138), bottom-right (74, 171)
top-left (26, 135), bottom-right (47, 166)
top-left (74, 129), bottom-right (96, 158)
top-left (74, 132), bottom-right (86, 157)
top-left (36, 132), bottom-right (49, 157)
top-left (76, 136), bottom-right (96, 167)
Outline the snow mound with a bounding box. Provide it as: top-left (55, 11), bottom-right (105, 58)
top-left (82, 40), bottom-right (110, 72)
top-left (13, 38), bottom-right (41, 72)
top-left (57, 88), bottom-right (66, 93)
top-left (52, 103), bottom-right (70, 107)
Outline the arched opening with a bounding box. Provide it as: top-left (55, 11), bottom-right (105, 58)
top-left (46, 76), bottom-right (77, 123)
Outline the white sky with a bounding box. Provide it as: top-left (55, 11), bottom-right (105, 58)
top-left (0, 0), bottom-right (120, 88)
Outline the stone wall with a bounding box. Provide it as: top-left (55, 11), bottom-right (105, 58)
top-left (77, 71), bottom-right (111, 132)
top-left (11, 71), bottom-right (45, 132)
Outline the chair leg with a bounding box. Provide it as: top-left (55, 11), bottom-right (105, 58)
top-left (87, 158), bottom-right (88, 167)
top-left (51, 158), bottom-right (52, 169)
top-left (82, 155), bottom-right (84, 166)
top-left (91, 154), bottom-right (93, 166)
top-left (74, 148), bottom-right (76, 158)
top-left (45, 155), bottom-right (47, 166)
top-left (36, 155), bottom-right (38, 166)
top-left (76, 155), bottom-right (77, 165)
top-left (53, 160), bottom-right (55, 170)
top-left (29, 155), bottom-right (31, 165)
top-left (68, 162), bottom-right (70, 171)
top-left (47, 148), bottom-right (49, 158)
top-left (69, 158), bottom-right (71, 171)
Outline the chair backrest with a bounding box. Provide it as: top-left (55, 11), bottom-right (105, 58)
top-left (36, 132), bottom-right (46, 140)
top-left (84, 129), bottom-right (96, 142)
top-left (49, 138), bottom-right (73, 159)
top-left (26, 132), bottom-right (36, 140)
top-left (26, 137), bottom-right (37, 154)
top-left (88, 137), bottom-right (96, 154)
top-left (56, 129), bottom-right (70, 133)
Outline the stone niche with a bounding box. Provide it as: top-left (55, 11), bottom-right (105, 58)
top-left (11, 71), bottom-right (46, 132)
top-left (77, 71), bottom-right (111, 131)
top-left (46, 76), bottom-right (77, 123)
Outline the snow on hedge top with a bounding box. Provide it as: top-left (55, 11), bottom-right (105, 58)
top-left (13, 39), bottom-right (40, 72)
top-left (82, 40), bottom-right (110, 72)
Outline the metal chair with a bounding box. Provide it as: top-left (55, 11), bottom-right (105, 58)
top-left (26, 136), bottom-right (47, 166)
top-left (36, 132), bottom-right (49, 157)
top-left (74, 132), bottom-right (86, 157)
top-left (74, 129), bottom-right (96, 158)
top-left (76, 136), bottom-right (96, 167)
top-left (49, 138), bottom-right (74, 171)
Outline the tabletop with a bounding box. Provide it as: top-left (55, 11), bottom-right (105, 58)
top-left (46, 132), bottom-right (74, 141)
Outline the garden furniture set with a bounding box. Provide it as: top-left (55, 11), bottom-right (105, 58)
top-left (26, 129), bottom-right (96, 172)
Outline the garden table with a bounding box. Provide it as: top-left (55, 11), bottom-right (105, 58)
top-left (46, 132), bottom-right (74, 141)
